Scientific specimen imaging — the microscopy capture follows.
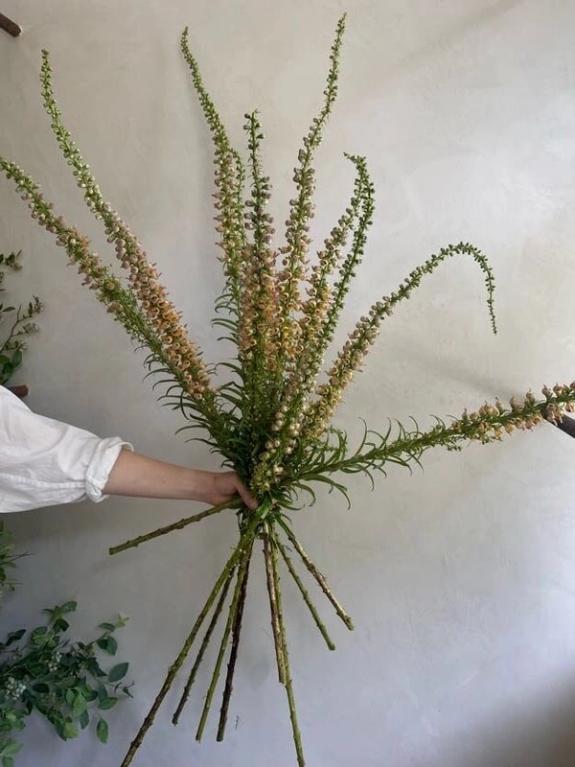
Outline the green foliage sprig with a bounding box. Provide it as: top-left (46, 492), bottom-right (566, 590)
top-left (0, 526), bottom-right (26, 605)
top-left (0, 604), bottom-right (131, 765)
top-left (0, 251), bottom-right (42, 386)
top-left (1, 12), bottom-right (573, 767)
top-left (0, 527), bottom-right (132, 765)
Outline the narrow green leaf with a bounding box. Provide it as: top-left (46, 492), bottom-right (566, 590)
top-left (98, 696), bottom-right (118, 710)
top-left (96, 718), bottom-right (109, 744)
top-left (96, 635), bottom-right (117, 655)
top-left (108, 662), bottom-right (129, 683)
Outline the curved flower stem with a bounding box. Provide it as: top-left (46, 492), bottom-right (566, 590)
top-left (216, 542), bottom-right (252, 741)
top-left (270, 529), bottom-right (305, 766)
top-left (119, 504), bottom-right (269, 767)
top-left (109, 500), bottom-right (240, 556)
top-left (302, 241), bottom-right (497, 440)
top-left (263, 527), bottom-right (286, 683)
top-left (277, 519), bottom-right (353, 631)
top-left (196, 540), bottom-right (253, 741)
top-left (171, 567), bottom-right (235, 725)
top-left (274, 533), bottom-right (335, 651)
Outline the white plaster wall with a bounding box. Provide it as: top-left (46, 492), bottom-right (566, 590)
top-left (2, 1), bottom-right (575, 765)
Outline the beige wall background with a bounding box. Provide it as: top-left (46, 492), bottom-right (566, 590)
top-left (2, 1), bottom-right (575, 765)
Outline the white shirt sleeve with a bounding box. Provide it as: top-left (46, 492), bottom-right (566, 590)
top-left (0, 386), bottom-right (134, 513)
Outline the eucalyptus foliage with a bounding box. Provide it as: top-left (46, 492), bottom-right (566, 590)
top-left (1, 13), bottom-right (574, 767)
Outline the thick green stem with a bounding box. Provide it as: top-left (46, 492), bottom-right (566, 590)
top-left (120, 503), bottom-right (270, 767)
top-left (216, 543), bottom-right (252, 741)
top-left (172, 567), bottom-right (235, 725)
top-left (277, 519), bottom-right (353, 631)
top-left (270, 528), bottom-right (306, 766)
top-left (196, 541), bottom-right (253, 741)
top-left (274, 533), bottom-right (335, 651)
top-left (263, 528), bottom-right (286, 683)
top-left (109, 500), bottom-right (239, 556)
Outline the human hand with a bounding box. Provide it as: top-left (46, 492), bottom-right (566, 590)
top-left (194, 470), bottom-right (258, 510)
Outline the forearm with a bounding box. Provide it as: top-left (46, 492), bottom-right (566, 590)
top-left (102, 449), bottom-right (258, 509)
top-left (0, 385), bottom-right (257, 512)
top-left (103, 449), bottom-right (217, 503)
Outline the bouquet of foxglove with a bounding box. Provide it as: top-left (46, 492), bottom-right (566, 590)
top-left (1, 14), bottom-right (574, 766)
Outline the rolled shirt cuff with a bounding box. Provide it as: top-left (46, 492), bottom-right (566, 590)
top-left (85, 437), bottom-right (134, 503)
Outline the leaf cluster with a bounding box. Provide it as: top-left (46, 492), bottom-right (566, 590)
top-left (0, 530), bottom-right (132, 765)
top-left (0, 251), bottom-right (42, 386)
